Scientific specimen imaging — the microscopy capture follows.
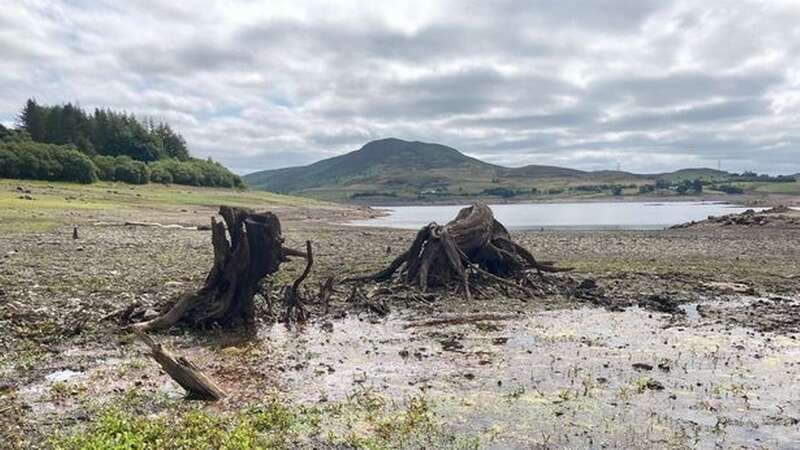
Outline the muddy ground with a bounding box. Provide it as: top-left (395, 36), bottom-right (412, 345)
top-left (1, 200), bottom-right (799, 449)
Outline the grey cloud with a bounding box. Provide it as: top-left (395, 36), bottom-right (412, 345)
top-left (449, 111), bottom-right (596, 130)
top-left (0, 0), bottom-right (799, 175)
top-left (606, 98), bottom-right (770, 130)
top-left (588, 72), bottom-right (785, 108)
top-left (475, 0), bottom-right (664, 32)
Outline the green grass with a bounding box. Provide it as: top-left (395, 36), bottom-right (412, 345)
top-left (749, 180), bottom-right (800, 194)
top-left (0, 178), bottom-right (332, 234)
top-left (51, 392), bottom-right (478, 450)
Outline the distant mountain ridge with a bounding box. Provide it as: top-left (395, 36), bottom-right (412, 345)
top-left (242, 138), bottom-right (734, 202)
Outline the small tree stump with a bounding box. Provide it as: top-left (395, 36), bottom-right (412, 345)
top-left (130, 206), bottom-right (307, 332)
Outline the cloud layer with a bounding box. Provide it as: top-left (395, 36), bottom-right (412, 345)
top-left (1, 0), bottom-right (799, 174)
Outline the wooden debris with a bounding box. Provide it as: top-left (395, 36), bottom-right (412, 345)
top-left (136, 332), bottom-right (225, 401)
top-left (350, 202), bottom-right (569, 297)
top-left (129, 206), bottom-right (309, 332)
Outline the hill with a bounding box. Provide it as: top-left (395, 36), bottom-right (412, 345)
top-left (243, 138), bottom-right (742, 203)
top-left (244, 138), bottom-right (497, 193)
top-left (655, 168), bottom-right (729, 181)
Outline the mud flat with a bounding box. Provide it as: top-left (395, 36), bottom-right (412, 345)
top-left (1, 193), bottom-right (799, 448)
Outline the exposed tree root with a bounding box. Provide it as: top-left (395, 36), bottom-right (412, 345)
top-left (284, 240), bottom-right (313, 323)
top-left (129, 206), bottom-right (308, 332)
top-left (348, 203), bottom-right (570, 299)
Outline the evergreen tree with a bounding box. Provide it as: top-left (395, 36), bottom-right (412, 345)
top-left (18, 99), bottom-right (47, 141)
top-left (155, 123), bottom-right (189, 160)
top-left (5, 99), bottom-right (241, 188)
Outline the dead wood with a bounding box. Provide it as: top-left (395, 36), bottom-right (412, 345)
top-left (136, 332), bottom-right (225, 401)
top-left (317, 276), bottom-right (335, 314)
top-left (130, 206), bottom-right (308, 332)
top-left (285, 240), bottom-right (313, 322)
top-left (345, 284), bottom-right (390, 316)
top-left (93, 221), bottom-right (200, 230)
top-left (404, 313), bottom-right (519, 328)
top-left (351, 202), bottom-right (569, 296)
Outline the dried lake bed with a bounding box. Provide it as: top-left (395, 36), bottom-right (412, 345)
top-left (1, 190), bottom-right (799, 448)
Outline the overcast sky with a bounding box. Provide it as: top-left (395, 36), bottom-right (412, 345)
top-left (2, 1), bottom-right (799, 174)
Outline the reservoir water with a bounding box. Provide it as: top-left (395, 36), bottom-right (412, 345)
top-left (349, 201), bottom-right (759, 231)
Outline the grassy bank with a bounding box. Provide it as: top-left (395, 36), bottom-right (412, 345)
top-left (0, 178), bottom-right (330, 234)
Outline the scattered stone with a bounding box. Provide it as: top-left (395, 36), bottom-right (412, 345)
top-left (637, 294), bottom-right (682, 315)
top-left (632, 363), bottom-right (653, 371)
top-left (702, 281), bottom-right (754, 295)
top-left (645, 379), bottom-right (665, 391)
top-left (672, 205), bottom-right (800, 229)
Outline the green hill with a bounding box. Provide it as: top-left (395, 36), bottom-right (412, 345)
top-left (243, 138), bottom-right (742, 202)
top-left (244, 138), bottom-right (496, 194)
top-left (655, 168), bottom-right (729, 182)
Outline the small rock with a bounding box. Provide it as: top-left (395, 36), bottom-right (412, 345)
top-left (632, 363), bottom-right (653, 371)
top-left (645, 379), bottom-right (665, 391)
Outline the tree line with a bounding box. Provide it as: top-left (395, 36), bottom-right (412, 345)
top-left (0, 99), bottom-right (243, 187)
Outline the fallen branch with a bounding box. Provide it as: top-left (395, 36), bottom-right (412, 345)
top-left (136, 332), bottom-right (225, 401)
top-left (404, 313), bottom-right (518, 328)
top-left (93, 221), bottom-right (200, 230)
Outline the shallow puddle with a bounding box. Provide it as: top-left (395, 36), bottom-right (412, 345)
top-left (257, 303), bottom-right (800, 448)
top-left (11, 298), bottom-right (800, 448)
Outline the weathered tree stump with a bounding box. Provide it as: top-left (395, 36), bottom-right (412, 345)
top-left (356, 202), bottom-right (569, 293)
top-left (130, 206), bottom-right (307, 332)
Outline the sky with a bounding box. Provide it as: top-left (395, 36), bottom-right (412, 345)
top-left (1, 0), bottom-right (799, 175)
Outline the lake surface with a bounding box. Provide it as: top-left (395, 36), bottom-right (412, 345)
top-left (349, 201), bottom-right (760, 230)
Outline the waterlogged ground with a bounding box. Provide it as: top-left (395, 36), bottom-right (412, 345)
top-left (1, 181), bottom-right (800, 448)
top-left (256, 303), bottom-right (800, 448)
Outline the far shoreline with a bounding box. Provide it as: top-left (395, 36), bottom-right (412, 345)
top-left (346, 192), bottom-right (798, 209)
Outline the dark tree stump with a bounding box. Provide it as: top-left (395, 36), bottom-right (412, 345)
top-left (131, 206), bottom-right (306, 332)
top-left (357, 202), bottom-right (569, 293)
